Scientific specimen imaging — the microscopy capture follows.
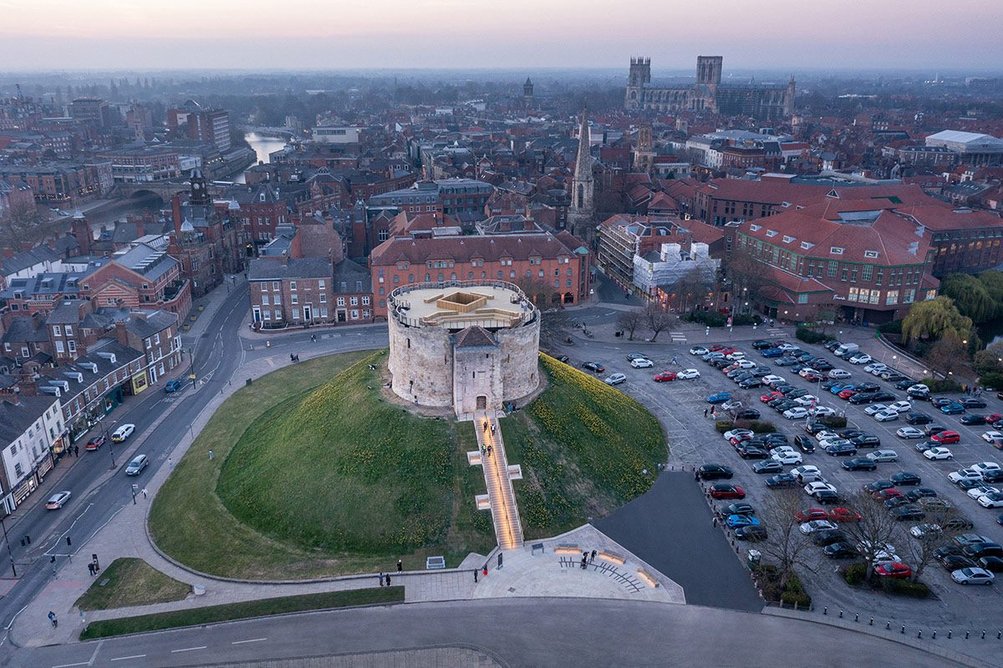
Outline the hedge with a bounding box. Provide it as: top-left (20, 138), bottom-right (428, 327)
top-left (920, 378), bottom-right (963, 393)
top-left (881, 578), bottom-right (931, 598)
top-left (820, 415), bottom-right (848, 429)
top-left (685, 310), bottom-right (728, 327)
top-left (978, 372), bottom-right (1003, 391)
top-left (795, 327), bottom-right (834, 344)
top-left (754, 564), bottom-right (812, 608)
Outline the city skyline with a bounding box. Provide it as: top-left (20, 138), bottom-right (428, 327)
top-left (1, 0), bottom-right (1001, 72)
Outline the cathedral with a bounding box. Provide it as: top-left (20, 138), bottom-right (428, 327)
top-left (625, 56), bottom-right (795, 121)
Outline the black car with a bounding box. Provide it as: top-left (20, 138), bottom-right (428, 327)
top-left (891, 471), bottom-right (922, 486)
top-left (582, 362), bottom-right (605, 373)
top-left (870, 392), bottom-right (897, 403)
top-left (813, 489), bottom-right (841, 504)
top-left (794, 434), bottom-right (816, 453)
top-left (753, 460), bottom-right (784, 474)
top-left (851, 434), bottom-right (881, 449)
top-left (735, 525), bottom-right (768, 541)
top-left (962, 542), bottom-right (1003, 559)
top-left (960, 414), bottom-right (987, 426)
top-left (896, 379), bottom-right (917, 390)
top-left (774, 400), bottom-right (799, 412)
top-left (811, 360), bottom-right (834, 372)
top-left (978, 556), bottom-right (1003, 573)
top-left (856, 382), bottom-right (881, 393)
top-left (752, 340), bottom-right (773, 350)
top-left (774, 384), bottom-right (796, 394)
top-left (906, 412), bottom-right (932, 425)
top-left (737, 445), bottom-right (770, 460)
top-left (939, 554), bottom-right (978, 571)
top-left (935, 545), bottom-right (963, 561)
top-left (924, 424), bottom-right (948, 436)
top-left (864, 479), bottom-right (896, 493)
top-left (738, 379), bottom-right (763, 390)
top-left (883, 373), bottom-right (909, 383)
top-left (775, 357), bottom-right (799, 367)
top-left (697, 464), bottom-right (734, 480)
top-left (812, 529), bottom-right (849, 546)
top-left (759, 433), bottom-right (789, 444)
top-left (765, 473), bottom-right (798, 488)
top-left (717, 502), bottom-right (756, 518)
top-left (849, 393), bottom-right (878, 405)
top-left (821, 380), bottom-right (842, 391)
top-left (842, 457), bottom-right (877, 471)
top-left (825, 443), bottom-right (858, 456)
top-left (962, 398), bottom-right (988, 409)
top-left (983, 470), bottom-right (1003, 484)
top-left (838, 428), bottom-right (864, 439)
top-left (893, 505), bottom-right (926, 521)
top-left (823, 541), bottom-right (858, 558)
top-left (804, 421), bottom-right (828, 435)
top-left (786, 388), bottom-right (809, 399)
top-left (905, 487), bottom-right (938, 502)
top-left (884, 496), bottom-right (912, 509)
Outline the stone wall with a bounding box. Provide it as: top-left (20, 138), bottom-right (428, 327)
top-left (498, 317), bottom-right (541, 403)
top-left (452, 343), bottom-right (503, 415)
top-left (388, 315), bottom-right (454, 407)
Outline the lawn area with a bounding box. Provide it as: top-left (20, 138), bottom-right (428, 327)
top-left (505, 354), bottom-right (666, 539)
top-left (150, 351), bottom-right (494, 579)
top-left (79, 587), bottom-right (403, 640)
top-left (74, 558), bottom-right (190, 611)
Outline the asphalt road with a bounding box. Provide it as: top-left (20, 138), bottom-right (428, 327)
top-left (16, 598), bottom-right (966, 668)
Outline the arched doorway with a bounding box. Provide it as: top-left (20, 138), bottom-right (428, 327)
top-left (563, 292), bottom-right (574, 304)
top-left (476, 395), bottom-right (487, 410)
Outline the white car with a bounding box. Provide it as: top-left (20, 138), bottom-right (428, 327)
top-left (924, 447), bottom-right (954, 461)
top-left (864, 404), bottom-right (889, 416)
top-left (604, 373), bottom-right (627, 386)
top-left (721, 400), bottom-right (744, 412)
top-left (949, 469), bottom-right (983, 484)
top-left (111, 423), bottom-right (135, 443)
top-left (726, 352), bottom-right (747, 360)
top-left (951, 567), bottom-right (995, 585)
top-left (981, 431), bottom-right (1003, 444)
top-left (810, 406), bottom-right (836, 417)
top-left (762, 375), bottom-right (787, 387)
top-left (690, 346), bottom-right (709, 356)
top-left (849, 353), bottom-right (872, 365)
top-left (896, 426), bottom-right (925, 439)
top-left (793, 394), bottom-right (819, 407)
top-left (864, 363), bottom-right (887, 375)
top-left (734, 360), bottom-right (757, 369)
top-left (804, 481), bottom-right (838, 497)
top-left (630, 358), bottom-right (653, 369)
top-left (676, 369), bottom-right (700, 380)
top-left (724, 429), bottom-right (754, 442)
top-left (784, 407), bottom-right (809, 420)
top-left (873, 410), bottom-right (900, 422)
top-left (867, 449), bottom-right (898, 463)
top-left (778, 343), bottom-right (799, 352)
top-left (887, 401), bottom-right (912, 414)
top-left (907, 383), bottom-right (929, 394)
top-left (977, 492), bottom-right (1003, 509)
top-left (967, 485), bottom-right (999, 500)
top-left (972, 462), bottom-right (1002, 477)
top-left (828, 369), bottom-right (852, 379)
top-left (799, 519), bottom-right (838, 535)
top-left (910, 523), bottom-right (942, 539)
top-left (772, 451), bottom-right (804, 465)
top-left (814, 430), bottom-right (840, 443)
top-left (792, 465), bottom-right (824, 483)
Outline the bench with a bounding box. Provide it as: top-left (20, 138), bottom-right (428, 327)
top-left (598, 551), bottom-right (626, 565)
top-left (554, 544), bottom-right (580, 556)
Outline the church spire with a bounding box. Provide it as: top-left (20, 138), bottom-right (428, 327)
top-left (568, 111), bottom-right (595, 240)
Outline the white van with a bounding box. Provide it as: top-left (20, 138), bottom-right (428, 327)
top-left (834, 343), bottom-right (859, 358)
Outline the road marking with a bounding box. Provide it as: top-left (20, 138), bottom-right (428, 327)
top-left (110, 655), bottom-right (146, 662)
top-left (171, 646), bottom-right (207, 653)
top-left (51, 663), bottom-right (90, 668)
top-left (232, 637), bottom-right (267, 644)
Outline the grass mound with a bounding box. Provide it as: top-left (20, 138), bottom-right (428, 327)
top-left (217, 355), bottom-right (454, 554)
top-left (75, 558), bottom-right (190, 611)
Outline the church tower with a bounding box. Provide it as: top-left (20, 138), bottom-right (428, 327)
top-left (625, 57), bottom-right (650, 110)
top-left (189, 167), bottom-right (209, 206)
top-left (568, 112), bottom-right (595, 240)
top-left (523, 77), bottom-right (534, 105)
top-left (784, 75), bottom-right (797, 117)
top-left (633, 125), bottom-right (654, 174)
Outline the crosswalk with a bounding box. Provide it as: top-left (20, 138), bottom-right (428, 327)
top-left (670, 333), bottom-right (687, 343)
top-left (765, 328), bottom-right (786, 337)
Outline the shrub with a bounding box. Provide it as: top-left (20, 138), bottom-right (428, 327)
top-left (754, 564), bottom-right (812, 607)
top-left (920, 377), bottom-right (963, 393)
top-left (978, 372), bottom-right (1003, 391)
top-left (881, 578), bottom-right (931, 598)
top-left (795, 327), bottom-right (833, 344)
top-left (842, 562), bottom-right (867, 586)
top-left (743, 420), bottom-right (778, 434)
top-left (685, 310), bottom-right (728, 327)
top-left (732, 313), bottom-right (764, 326)
top-left (820, 415), bottom-right (848, 429)
top-left (714, 420), bottom-right (734, 433)
top-left (878, 320), bottom-right (903, 334)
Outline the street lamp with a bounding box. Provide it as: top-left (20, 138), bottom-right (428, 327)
top-left (189, 347), bottom-right (197, 389)
top-left (106, 420), bottom-right (118, 469)
top-left (0, 514), bottom-right (16, 577)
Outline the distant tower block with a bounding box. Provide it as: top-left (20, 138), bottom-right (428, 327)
top-left (387, 282), bottom-right (541, 417)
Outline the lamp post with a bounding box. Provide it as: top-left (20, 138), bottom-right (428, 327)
top-left (189, 347), bottom-right (197, 389)
top-left (0, 514), bottom-right (16, 577)
top-left (106, 420), bottom-right (118, 469)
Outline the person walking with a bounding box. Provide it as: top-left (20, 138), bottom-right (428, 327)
top-left (379, 571), bottom-right (385, 587)
top-left (590, 550), bottom-right (596, 563)
top-left (397, 559), bottom-right (403, 572)
top-left (703, 408), bottom-right (708, 418)
top-left (385, 573), bottom-right (391, 586)
top-left (48, 611), bottom-right (57, 628)
top-left (141, 488), bottom-right (148, 499)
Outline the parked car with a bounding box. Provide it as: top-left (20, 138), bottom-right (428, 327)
top-left (84, 435), bottom-right (106, 451)
top-left (874, 562), bottom-right (912, 579)
top-left (709, 484), bottom-right (746, 499)
top-left (676, 369), bottom-right (701, 380)
top-left (923, 447), bottom-right (954, 461)
top-left (890, 471), bottom-right (922, 486)
top-left (604, 373), bottom-right (627, 386)
top-left (753, 460), bottom-right (785, 474)
top-left (823, 542), bottom-right (859, 558)
top-left (697, 464), bottom-right (734, 480)
top-left (765, 473), bottom-right (798, 488)
top-left (931, 430), bottom-right (960, 445)
top-left (717, 502), bottom-right (756, 518)
top-left (842, 457), bottom-right (878, 471)
top-left (951, 567), bottom-right (995, 585)
top-left (734, 525), bottom-right (768, 541)
top-left (706, 392), bottom-right (733, 404)
top-left (581, 362), bottom-right (605, 373)
top-left (45, 491), bottom-right (72, 510)
top-left (866, 450), bottom-right (898, 463)
top-left (164, 378), bottom-right (184, 393)
top-left (896, 426), bottom-right (925, 439)
top-left (653, 371), bottom-right (677, 382)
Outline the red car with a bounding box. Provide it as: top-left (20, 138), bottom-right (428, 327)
top-left (838, 389), bottom-right (857, 400)
top-left (729, 434), bottom-right (753, 446)
top-left (828, 506), bottom-right (863, 522)
top-left (719, 347), bottom-right (737, 356)
top-left (931, 430), bottom-right (960, 444)
top-left (874, 561), bottom-right (912, 579)
top-left (653, 371), bottom-right (677, 382)
top-left (872, 488), bottom-right (902, 501)
top-left (709, 344), bottom-right (727, 352)
top-left (761, 391), bottom-right (783, 403)
top-left (986, 413), bottom-right (1003, 424)
top-left (709, 484), bottom-right (746, 500)
top-left (84, 435), bottom-right (106, 451)
top-left (795, 507), bottom-right (828, 522)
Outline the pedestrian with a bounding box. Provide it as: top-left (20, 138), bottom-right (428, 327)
top-left (474, 569), bottom-right (478, 583)
top-left (487, 445), bottom-right (493, 456)
top-left (141, 488), bottom-right (148, 499)
top-left (379, 571), bottom-right (384, 587)
top-left (87, 563), bottom-right (95, 576)
top-left (671, 356), bottom-right (678, 366)
top-left (491, 424), bottom-right (496, 435)
top-left (168, 457), bottom-right (173, 468)
top-left (590, 549), bottom-right (596, 563)
top-left (713, 517), bottom-right (718, 527)
top-left (703, 408), bottom-right (708, 418)
top-left (74, 445), bottom-right (79, 457)
top-left (48, 611), bottom-right (57, 628)
top-left (208, 449), bottom-right (214, 460)
top-left (694, 469), bottom-right (700, 481)
top-left (397, 559), bottom-right (403, 572)
top-left (385, 574), bottom-right (391, 586)
top-left (581, 556), bottom-right (588, 570)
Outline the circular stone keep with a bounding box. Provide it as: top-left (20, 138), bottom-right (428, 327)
top-left (387, 282), bottom-right (540, 416)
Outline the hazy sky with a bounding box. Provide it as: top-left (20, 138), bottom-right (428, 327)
top-left (1, 0), bottom-right (1000, 72)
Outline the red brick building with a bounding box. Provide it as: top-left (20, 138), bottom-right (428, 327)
top-left (369, 231), bottom-right (590, 317)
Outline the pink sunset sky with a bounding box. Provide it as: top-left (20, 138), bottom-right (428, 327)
top-left (0, 0), bottom-right (999, 71)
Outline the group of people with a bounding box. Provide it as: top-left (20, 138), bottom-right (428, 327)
top-left (963, 384), bottom-right (984, 397)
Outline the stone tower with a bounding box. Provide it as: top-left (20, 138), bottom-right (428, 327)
top-left (633, 125), bottom-right (654, 174)
top-left (523, 77), bottom-right (534, 103)
top-left (625, 57), bottom-right (650, 110)
top-left (189, 167), bottom-right (209, 206)
top-left (568, 112), bottom-right (595, 240)
top-left (784, 75), bottom-right (797, 117)
top-left (70, 210), bottom-right (92, 255)
top-left (696, 56), bottom-right (723, 86)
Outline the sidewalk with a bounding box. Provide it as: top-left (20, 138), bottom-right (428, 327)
top-left (14, 347), bottom-right (684, 647)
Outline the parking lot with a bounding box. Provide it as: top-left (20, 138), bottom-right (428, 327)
top-left (551, 334), bottom-right (1003, 632)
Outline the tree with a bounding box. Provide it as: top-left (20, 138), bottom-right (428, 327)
top-left (755, 489), bottom-right (816, 588)
top-left (645, 302), bottom-right (676, 342)
top-left (897, 509), bottom-right (963, 583)
top-left (725, 245), bottom-right (769, 308)
top-left (973, 342), bottom-right (1003, 376)
top-left (669, 266), bottom-right (712, 313)
top-left (925, 333), bottom-right (967, 377)
top-left (835, 491), bottom-right (903, 582)
top-left (0, 199), bottom-right (49, 249)
top-left (901, 296), bottom-right (973, 345)
top-left (617, 309), bottom-right (643, 341)
top-left (939, 274), bottom-right (996, 324)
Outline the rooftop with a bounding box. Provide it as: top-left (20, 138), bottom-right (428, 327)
top-left (389, 283), bottom-right (536, 330)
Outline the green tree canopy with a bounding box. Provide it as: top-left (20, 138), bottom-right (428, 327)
top-left (901, 296), bottom-right (973, 344)
top-left (939, 273), bottom-right (996, 323)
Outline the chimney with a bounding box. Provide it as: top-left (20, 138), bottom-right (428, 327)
top-left (115, 320), bottom-right (129, 346)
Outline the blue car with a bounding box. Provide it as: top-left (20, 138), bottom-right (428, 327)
top-left (829, 383), bottom-right (852, 395)
top-left (761, 348), bottom-right (784, 358)
top-left (164, 378), bottom-right (184, 393)
top-left (707, 392), bottom-right (733, 404)
top-left (940, 403), bottom-right (965, 415)
top-left (726, 514), bottom-right (761, 529)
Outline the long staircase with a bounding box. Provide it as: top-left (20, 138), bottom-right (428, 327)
top-left (475, 414), bottom-right (524, 550)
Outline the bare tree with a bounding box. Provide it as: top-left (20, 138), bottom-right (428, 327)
top-left (0, 199), bottom-right (51, 248)
top-left (668, 266), bottom-right (711, 313)
top-left (726, 245), bottom-right (770, 308)
top-left (835, 491), bottom-right (904, 581)
top-left (756, 489), bottom-right (817, 588)
top-left (539, 309), bottom-right (572, 343)
top-left (897, 508), bottom-right (964, 583)
top-left (617, 309), bottom-right (643, 341)
top-left (645, 302), bottom-right (676, 342)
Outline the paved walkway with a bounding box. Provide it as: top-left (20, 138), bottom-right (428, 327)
top-left (472, 412), bottom-right (523, 550)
